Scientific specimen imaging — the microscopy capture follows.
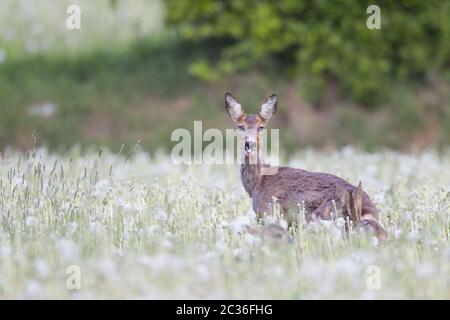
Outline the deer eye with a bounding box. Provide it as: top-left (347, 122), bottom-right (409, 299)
top-left (238, 125), bottom-right (245, 131)
top-left (258, 126), bottom-right (265, 132)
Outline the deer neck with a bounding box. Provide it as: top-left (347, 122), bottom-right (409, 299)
top-left (240, 155), bottom-right (262, 197)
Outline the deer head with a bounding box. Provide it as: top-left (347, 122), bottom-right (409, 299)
top-left (225, 92), bottom-right (278, 164)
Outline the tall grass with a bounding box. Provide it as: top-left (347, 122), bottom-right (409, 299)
top-left (0, 147), bottom-right (448, 298)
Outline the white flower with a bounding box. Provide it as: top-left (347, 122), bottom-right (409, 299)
top-left (195, 215), bottom-right (204, 226)
top-left (335, 217), bottom-right (346, 228)
top-left (320, 220), bottom-right (332, 229)
top-left (360, 291), bottom-right (379, 300)
top-left (230, 215), bottom-right (251, 234)
top-left (415, 263), bottom-right (434, 279)
top-left (333, 258), bottom-right (359, 276)
top-left (301, 260), bottom-right (326, 281)
top-left (219, 221), bottom-right (228, 229)
top-left (26, 216), bottom-right (38, 227)
top-left (215, 241), bottom-right (228, 253)
top-left (329, 224), bottom-right (343, 241)
top-left (56, 239), bottom-right (78, 261)
top-left (394, 229), bottom-right (402, 239)
top-left (124, 203), bottom-right (138, 214)
top-left (264, 215), bottom-right (277, 224)
top-left (146, 225), bottom-right (159, 236)
top-left (408, 230), bottom-right (420, 241)
top-left (306, 221), bottom-right (321, 232)
top-left (94, 180), bottom-right (109, 198)
top-left (246, 210), bottom-right (256, 220)
top-left (25, 280), bottom-right (43, 298)
top-left (28, 102), bottom-right (56, 119)
top-left (199, 251), bottom-right (219, 264)
top-left (138, 254), bottom-right (184, 273)
top-left (209, 208), bottom-right (217, 220)
top-left (233, 248), bottom-right (243, 258)
top-left (278, 219), bottom-right (288, 231)
top-left (34, 259), bottom-right (49, 279)
top-left (0, 245), bottom-right (12, 256)
top-left (244, 233), bottom-right (260, 246)
top-left (67, 222), bottom-right (78, 234)
top-left (155, 209), bottom-right (168, 221)
top-left (99, 259), bottom-right (116, 278)
top-left (88, 221), bottom-right (104, 234)
top-left (161, 239), bottom-right (173, 249)
top-left (195, 264), bottom-right (210, 282)
top-left (402, 211), bottom-right (412, 221)
top-left (115, 197), bottom-right (138, 214)
top-left (370, 236), bottom-right (379, 247)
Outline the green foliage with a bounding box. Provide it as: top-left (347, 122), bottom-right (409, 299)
top-left (166, 0), bottom-right (450, 105)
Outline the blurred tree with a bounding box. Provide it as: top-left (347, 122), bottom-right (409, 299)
top-left (166, 0), bottom-right (450, 106)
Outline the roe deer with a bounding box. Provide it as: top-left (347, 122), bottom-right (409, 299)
top-left (225, 92), bottom-right (387, 242)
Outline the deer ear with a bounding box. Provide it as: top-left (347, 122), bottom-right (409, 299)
top-left (259, 93), bottom-right (278, 120)
top-left (349, 182), bottom-right (364, 222)
top-left (225, 92), bottom-right (244, 122)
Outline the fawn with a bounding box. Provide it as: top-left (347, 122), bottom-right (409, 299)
top-left (225, 92), bottom-right (387, 241)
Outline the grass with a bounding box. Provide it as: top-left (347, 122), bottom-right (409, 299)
top-left (0, 147), bottom-right (448, 299)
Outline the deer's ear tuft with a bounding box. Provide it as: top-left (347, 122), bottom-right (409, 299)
top-left (356, 182), bottom-right (363, 196)
top-left (259, 93), bottom-right (278, 120)
top-left (225, 92), bottom-right (244, 122)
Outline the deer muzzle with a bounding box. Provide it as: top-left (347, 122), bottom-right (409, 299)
top-left (244, 140), bottom-right (256, 154)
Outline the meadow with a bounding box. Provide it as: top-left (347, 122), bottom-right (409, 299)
top-left (0, 0), bottom-right (449, 300)
top-left (0, 147), bottom-right (448, 299)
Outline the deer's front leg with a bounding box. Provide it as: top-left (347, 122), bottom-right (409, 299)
top-left (255, 211), bottom-right (265, 224)
top-left (356, 216), bottom-right (388, 242)
top-left (310, 198), bottom-right (335, 222)
top-left (253, 198), bottom-right (289, 225)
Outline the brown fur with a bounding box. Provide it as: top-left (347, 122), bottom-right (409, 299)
top-left (241, 162), bottom-right (386, 240)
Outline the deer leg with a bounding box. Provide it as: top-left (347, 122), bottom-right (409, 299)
top-left (359, 214), bottom-right (388, 242)
top-left (255, 211), bottom-right (265, 224)
top-left (310, 199), bottom-right (334, 222)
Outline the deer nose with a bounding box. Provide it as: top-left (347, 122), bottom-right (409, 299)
top-left (245, 140), bottom-right (255, 151)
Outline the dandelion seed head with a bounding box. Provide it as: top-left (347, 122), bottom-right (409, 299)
top-left (25, 280), bottom-right (42, 298)
top-left (26, 216), bottom-right (38, 227)
top-left (34, 258), bottom-right (49, 279)
top-left (230, 215), bottom-right (251, 234)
